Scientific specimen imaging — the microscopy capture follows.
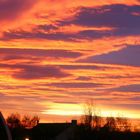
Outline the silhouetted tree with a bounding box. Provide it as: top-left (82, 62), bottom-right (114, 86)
top-left (104, 117), bottom-right (116, 131)
top-left (93, 115), bottom-right (103, 130)
top-left (81, 100), bottom-right (94, 129)
top-left (6, 113), bottom-right (39, 129)
top-left (22, 115), bottom-right (39, 128)
top-left (6, 113), bottom-right (21, 129)
top-left (81, 100), bottom-right (103, 131)
top-left (116, 117), bottom-right (131, 132)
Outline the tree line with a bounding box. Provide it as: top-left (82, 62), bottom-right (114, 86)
top-left (80, 101), bottom-right (133, 132)
top-left (6, 113), bottom-right (39, 129)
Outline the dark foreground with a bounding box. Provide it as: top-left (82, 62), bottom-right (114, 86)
top-left (8, 124), bottom-right (140, 140)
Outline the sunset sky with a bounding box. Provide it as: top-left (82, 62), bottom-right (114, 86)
top-left (0, 0), bottom-right (140, 122)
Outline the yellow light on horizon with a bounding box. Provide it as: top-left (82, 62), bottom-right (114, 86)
top-left (42, 109), bottom-right (82, 116)
top-left (41, 102), bottom-right (140, 119)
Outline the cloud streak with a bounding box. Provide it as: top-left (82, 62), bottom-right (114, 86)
top-left (0, 64), bottom-right (70, 80)
top-left (78, 45), bottom-right (140, 66)
top-left (0, 0), bottom-right (36, 21)
top-left (110, 84), bottom-right (140, 93)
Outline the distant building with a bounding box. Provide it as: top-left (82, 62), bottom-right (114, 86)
top-left (30, 120), bottom-right (77, 140)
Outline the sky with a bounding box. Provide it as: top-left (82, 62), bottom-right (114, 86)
top-left (0, 0), bottom-right (140, 122)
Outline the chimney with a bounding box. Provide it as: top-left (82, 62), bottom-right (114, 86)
top-left (71, 120), bottom-right (77, 126)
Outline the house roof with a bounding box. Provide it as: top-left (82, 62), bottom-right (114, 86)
top-left (32, 122), bottom-right (73, 138)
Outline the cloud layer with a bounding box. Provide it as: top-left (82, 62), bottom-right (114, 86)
top-left (0, 1), bottom-right (140, 121)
